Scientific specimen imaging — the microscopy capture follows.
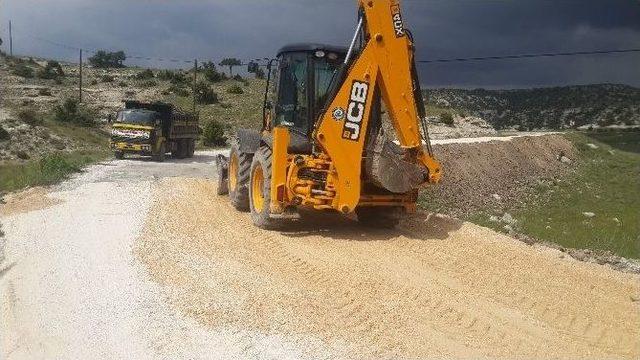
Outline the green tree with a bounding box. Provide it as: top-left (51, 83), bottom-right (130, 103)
top-left (219, 58), bottom-right (242, 76)
top-left (202, 119), bottom-right (227, 146)
top-left (439, 112), bottom-right (454, 126)
top-left (88, 50), bottom-right (126, 68)
top-left (202, 61), bottom-right (226, 83)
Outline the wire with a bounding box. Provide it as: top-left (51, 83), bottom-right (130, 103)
top-left (418, 48), bottom-right (640, 64)
top-left (12, 32), bottom-right (640, 68)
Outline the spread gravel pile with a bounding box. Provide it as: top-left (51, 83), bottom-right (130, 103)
top-left (136, 177), bottom-right (640, 359)
top-left (423, 134), bottom-right (576, 216)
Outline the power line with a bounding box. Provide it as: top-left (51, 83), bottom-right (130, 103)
top-left (11, 30), bottom-right (640, 68)
top-left (418, 48), bottom-right (640, 64)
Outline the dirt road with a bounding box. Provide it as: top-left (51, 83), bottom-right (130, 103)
top-left (1, 142), bottom-right (639, 359)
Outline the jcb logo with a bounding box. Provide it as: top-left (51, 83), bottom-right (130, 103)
top-left (342, 81), bottom-right (369, 141)
top-left (391, 4), bottom-right (405, 37)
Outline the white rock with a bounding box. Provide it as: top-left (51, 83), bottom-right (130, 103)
top-left (560, 156), bottom-right (572, 164)
top-left (501, 213), bottom-right (516, 225)
top-left (503, 225), bottom-right (515, 234)
top-left (586, 143), bottom-right (599, 149)
top-left (492, 194), bottom-right (502, 201)
top-left (613, 217), bottom-right (620, 223)
top-left (489, 215), bottom-right (500, 223)
top-left (582, 212), bottom-right (596, 218)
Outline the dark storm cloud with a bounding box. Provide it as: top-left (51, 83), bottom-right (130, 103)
top-left (1, 0), bottom-right (639, 88)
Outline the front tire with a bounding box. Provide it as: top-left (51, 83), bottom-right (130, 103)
top-left (152, 142), bottom-right (166, 162)
top-left (114, 151), bottom-right (124, 160)
top-left (228, 142), bottom-right (251, 211)
top-left (249, 146), bottom-right (279, 229)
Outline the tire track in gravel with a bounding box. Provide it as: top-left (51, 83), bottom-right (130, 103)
top-left (136, 178), bottom-right (640, 360)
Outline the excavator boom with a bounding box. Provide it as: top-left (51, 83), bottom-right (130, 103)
top-left (314, 0), bottom-right (441, 213)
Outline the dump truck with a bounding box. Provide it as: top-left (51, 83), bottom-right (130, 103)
top-left (110, 101), bottom-right (199, 162)
top-left (216, 0), bottom-right (441, 229)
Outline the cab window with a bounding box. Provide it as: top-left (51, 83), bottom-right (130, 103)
top-left (275, 53), bottom-right (309, 134)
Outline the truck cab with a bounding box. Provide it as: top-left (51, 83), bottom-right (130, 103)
top-left (110, 101), bottom-right (199, 162)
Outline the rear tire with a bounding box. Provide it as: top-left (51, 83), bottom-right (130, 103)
top-left (355, 206), bottom-right (404, 229)
top-left (250, 146), bottom-right (279, 229)
top-left (172, 140), bottom-right (185, 159)
top-left (187, 139), bottom-right (196, 158)
top-left (228, 142), bottom-right (252, 211)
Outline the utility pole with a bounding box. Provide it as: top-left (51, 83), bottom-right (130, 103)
top-left (192, 59), bottom-right (197, 114)
top-left (79, 49), bottom-right (83, 103)
top-left (9, 20), bottom-right (13, 56)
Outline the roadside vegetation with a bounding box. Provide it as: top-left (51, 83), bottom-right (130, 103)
top-left (0, 150), bottom-right (108, 192)
top-left (470, 131), bottom-right (640, 259)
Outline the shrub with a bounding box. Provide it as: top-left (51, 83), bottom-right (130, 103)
top-left (90, 79), bottom-right (98, 86)
top-left (254, 68), bottom-right (265, 79)
top-left (12, 63), bottom-right (34, 78)
top-left (88, 50), bottom-right (126, 68)
top-left (439, 112), bottom-right (454, 126)
top-left (135, 69), bottom-right (155, 80)
top-left (203, 65), bottom-right (226, 83)
top-left (101, 74), bottom-right (114, 83)
top-left (141, 80), bottom-right (158, 88)
top-left (232, 74), bottom-right (248, 85)
top-left (194, 82), bottom-right (218, 104)
top-left (39, 154), bottom-right (81, 178)
top-left (167, 85), bottom-right (190, 97)
top-left (37, 61), bottom-right (65, 79)
top-left (157, 70), bottom-right (174, 81)
top-left (118, 81), bottom-right (128, 87)
top-left (202, 119), bottom-right (226, 146)
top-left (16, 150), bottom-right (30, 160)
top-left (38, 88), bottom-right (52, 96)
top-left (17, 109), bottom-right (42, 126)
top-left (158, 70), bottom-right (187, 85)
top-left (226, 85), bottom-right (244, 94)
top-left (53, 98), bottom-right (95, 127)
top-left (0, 126), bottom-right (9, 141)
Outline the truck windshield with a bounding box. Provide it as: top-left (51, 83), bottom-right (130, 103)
top-left (116, 110), bottom-right (156, 126)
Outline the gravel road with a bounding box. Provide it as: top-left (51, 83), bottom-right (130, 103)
top-left (1, 139), bottom-right (639, 359)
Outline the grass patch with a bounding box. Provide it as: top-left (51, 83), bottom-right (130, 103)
top-left (476, 131), bottom-right (640, 259)
top-left (0, 151), bottom-right (108, 193)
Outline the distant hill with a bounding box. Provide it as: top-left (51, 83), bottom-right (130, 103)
top-left (424, 84), bottom-right (640, 130)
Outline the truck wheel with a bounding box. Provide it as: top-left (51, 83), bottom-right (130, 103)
top-left (249, 146), bottom-right (279, 229)
top-left (228, 142), bottom-right (251, 211)
top-left (114, 151), bottom-right (124, 160)
top-left (172, 140), bottom-right (185, 159)
top-left (187, 139), bottom-right (196, 158)
top-left (355, 206), bottom-right (404, 229)
top-left (152, 142), bottom-right (166, 162)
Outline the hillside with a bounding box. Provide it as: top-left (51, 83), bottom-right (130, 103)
top-left (425, 84), bottom-right (640, 130)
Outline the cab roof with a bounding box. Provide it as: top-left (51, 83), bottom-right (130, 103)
top-left (277, 43), bottom-right (348, 57)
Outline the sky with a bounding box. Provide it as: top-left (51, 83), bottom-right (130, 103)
top-left (1, 0), bottom-right (639, 89)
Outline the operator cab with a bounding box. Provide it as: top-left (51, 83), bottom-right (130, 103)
top-left (264, 43), bottom-right (347, 154)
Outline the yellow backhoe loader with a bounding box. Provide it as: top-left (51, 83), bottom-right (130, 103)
top-left (216, 0), bottom-right (441, 229)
